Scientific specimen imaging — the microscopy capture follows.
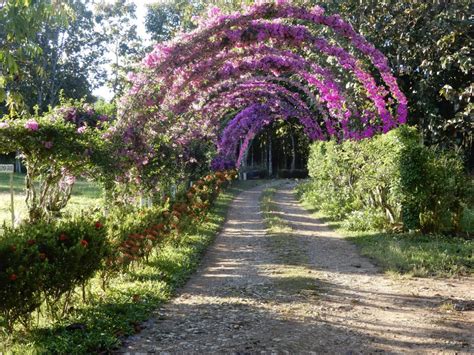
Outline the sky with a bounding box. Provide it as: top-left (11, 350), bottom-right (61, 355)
top-left (92, 0), bottom-right (158, 101)
top-left (134, 0), bottom-right (156, 43)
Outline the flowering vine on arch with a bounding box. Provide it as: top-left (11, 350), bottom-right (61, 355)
top-left (119, 0), bottom-right (407, 173)
top-left (217, 99), bottom-right (320, 169)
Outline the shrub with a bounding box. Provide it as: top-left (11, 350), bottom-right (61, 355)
top-left (102, 204), bottom-right (170, 282)
top-left (302, 126), bottom-right (470, 233)
top-left (40, 218), bottom-right (109, 319)
top-left (0, 169), bottom-right (237, 332)
top-left (342, 207), bottom-right (387, 231)
top-left (0, 217), bottom-right (109, 330)
top-left (0, 101), bottom-right (113, 222)
top-left (101, 169), bottom-right (237, 285)
top-left (399, 145), bottom-right (468, 233)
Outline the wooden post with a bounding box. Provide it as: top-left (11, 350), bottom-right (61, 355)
top-left (10, 171), bottom-right (14, 227)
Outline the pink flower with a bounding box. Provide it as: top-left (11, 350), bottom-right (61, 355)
top-left (24, 120), bottom-right (39, 131)
top-left (43, 141), bottom-right (53, 149)
top-left (77, 126), bottom-right (86, 134)
top-left (63, 175), bottom-right (76, 186)
top-left (0, 122), bottom-right (9, 129)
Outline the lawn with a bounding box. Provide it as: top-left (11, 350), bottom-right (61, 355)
top-left (0, 174), bottom-right (103, 231)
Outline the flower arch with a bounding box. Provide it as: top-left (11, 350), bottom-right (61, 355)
top-left (119, 1), bottom-right (407, 171)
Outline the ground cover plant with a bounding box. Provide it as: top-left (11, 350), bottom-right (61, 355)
top-left (347, 232), bottom-right (473, 277)
top-left (298, 201), bottom-right (473, 277)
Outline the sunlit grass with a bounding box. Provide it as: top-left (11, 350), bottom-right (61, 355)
top-left (261, 186), bottom-right (292, 235)
top-left (298, 190), bottom-right (473, 277)
top-left (0, 174), bottom-right (102, 231)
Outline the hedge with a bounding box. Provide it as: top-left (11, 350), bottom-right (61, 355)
top-left (299, 126), bottom-right (470, 234)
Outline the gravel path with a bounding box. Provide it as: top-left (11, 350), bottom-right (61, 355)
top-left (120, 181), bottom-right (473, 354)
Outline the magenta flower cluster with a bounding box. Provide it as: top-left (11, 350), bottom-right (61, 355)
top-left (25, 120), bottom-right (39, 131)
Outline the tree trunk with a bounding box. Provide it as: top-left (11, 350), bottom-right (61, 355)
top-left (250, 141), bottom-right (254, 167)
top-left (262, 138), bottom-right (266, 170)
top-left (268, 132), bottom-right (273, 177)
top-left (290, 132), bottom-right (296, 171)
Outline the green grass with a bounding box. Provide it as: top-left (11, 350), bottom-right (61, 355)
top-left (0, 180), bottom-right (255, 354)
top-left (347, 232), bottom-right (473, 277)
top-left (260, 185), bottom-right (312, 267)
top-left (299, 192), bottom-right (473, 278)
top-left (260, 185), bottom-right (317, 295)
top-left (0, 173), bottom-right (103, 231)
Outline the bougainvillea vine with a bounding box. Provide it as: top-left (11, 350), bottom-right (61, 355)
top-left (119, 1), bottom-right (407, 171)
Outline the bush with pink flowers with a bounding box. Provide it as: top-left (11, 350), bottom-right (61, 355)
top-left (0, 100), bottom-right (113, 222)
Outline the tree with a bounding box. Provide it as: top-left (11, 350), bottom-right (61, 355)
top-left (6, 0), bottom-right (110, 114)
top-left (144, 0), bottom-right (258, 43)
top-left (145, 0), bottom-right (201, 43)
top-left (0, 0), bottom-right (70, 114)
top-left (144, 0), bottom-right (472, 164)
top-left (318, 1), bottom-right (472, 160)
top-left (2, 0), bottom-right (147, 115)
top-left (95, 0), bottom-right (145, 100)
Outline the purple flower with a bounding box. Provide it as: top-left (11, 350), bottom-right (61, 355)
top-left (115, 1), bottom-right (409, 171)
top-left (211, 157), bottom-right (235, 171)
top-left (83, 104), bottom-right (94, 116)
top-left (63, 107), bottom-right (77, 123)
top-left (77, 126), bottom-right (87, 134)
top-left (24, 120), bottom-right (39, 131)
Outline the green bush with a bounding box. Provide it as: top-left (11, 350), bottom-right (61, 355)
top-left (102, 204), bottom-right (170, 283)
top-left (0, 217), bottom-right (108, 330)
top-left (301, 126), bottom-right (470, 233)
top-left (399, 145), bottom-right (469, 233)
